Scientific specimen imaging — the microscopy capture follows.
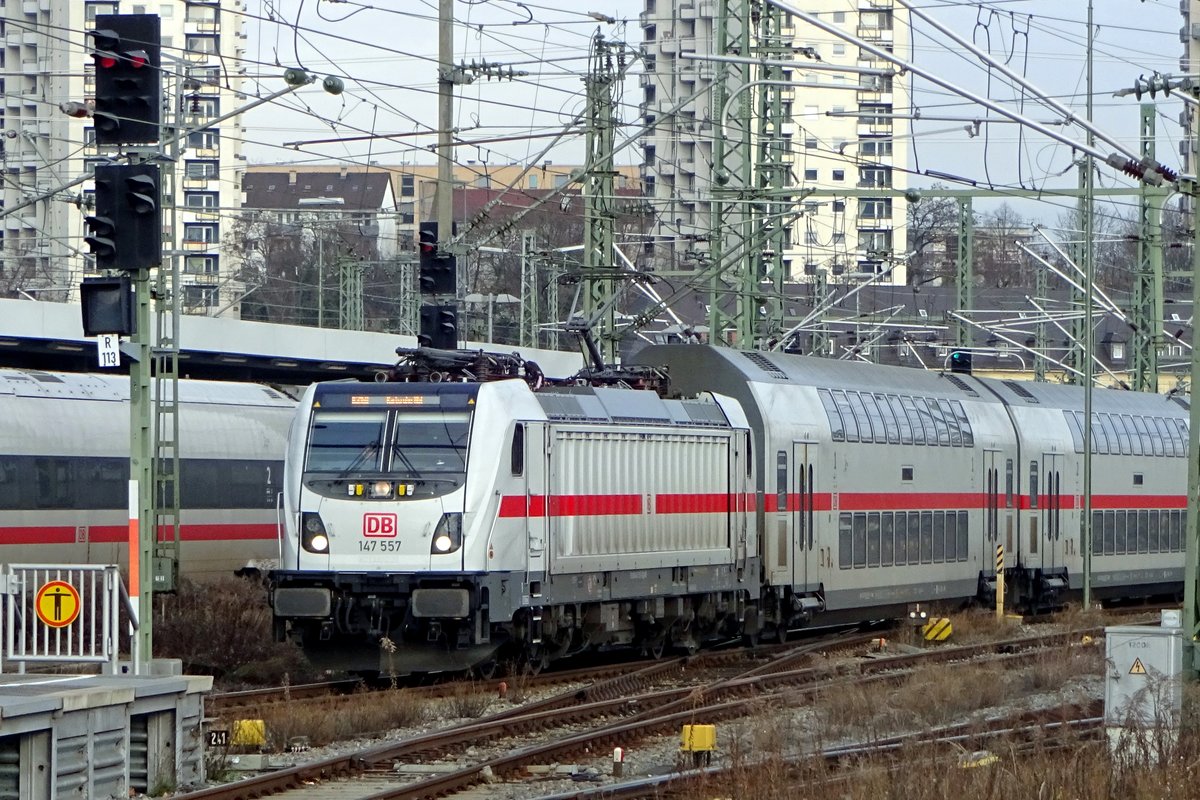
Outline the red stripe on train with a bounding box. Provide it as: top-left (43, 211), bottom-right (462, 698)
top-left (0, 524), bottom-right (276, 545)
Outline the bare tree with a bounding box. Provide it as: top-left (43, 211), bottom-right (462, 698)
top-left (905, 185), bottom-right (959, 286)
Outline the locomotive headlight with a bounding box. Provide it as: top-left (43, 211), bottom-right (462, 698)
top-left (431, 512), bottom-right (463, 554)
top-left (301, 512), bottom-right (330, 553)
top-left (369, 480), bottom-right (393, 498)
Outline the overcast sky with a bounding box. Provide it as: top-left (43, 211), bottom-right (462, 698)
top-left (237, 0), bottom-right (1187, 225)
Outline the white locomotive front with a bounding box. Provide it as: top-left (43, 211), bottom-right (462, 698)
top-left (271, 375), bottom-right (755, 675)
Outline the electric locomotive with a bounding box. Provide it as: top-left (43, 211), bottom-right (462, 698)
top-left (270, 349), bottom-right (755, 674)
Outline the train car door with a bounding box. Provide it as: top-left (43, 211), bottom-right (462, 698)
top-left (983, 449), bottom-right (1001, 570)
top-left (521, 422), bottom-right (548, 578)
top-left (792, 442), bottom-right (819, 592)
top-left (1040, 452), bottom-right (1065, 572)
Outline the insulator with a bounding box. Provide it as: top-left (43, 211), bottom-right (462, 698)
top-left (1156, 164), bottom-right (1180, 183)
top-left (1120, 160), bottom-right (1146, 180)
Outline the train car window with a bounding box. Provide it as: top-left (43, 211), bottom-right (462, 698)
top-left (1149, 510), bottom-right (1161, 553)
top-left (862, 394), bottom-right (887, 444)
top-left (901, 466), bottom-right (914, 481)
top-left (1170, 510), bottom-right (1183, 551)
top-left (1064, 411), bottom-right (1084, 453)
top-left (831, 390), bottom-right (859, 442)
top-left (951, 401), bottom-right (973, 446)
top-left (957, 511), bottom-right (968, 560)
top-left (888, 395), bottom-right (913, 444)
top-left (846, 392), bottom-right (875, 443)
top-left (34, 457), bottom-right (72, 509)
top-left (936, 399), bottom-right (962, 446)
top-left (1094, 511), bottom-right (1105, 555)
top-left (818, 389), bottom-right (845, 441)
top-left (1145, 417), bottom-right (1166, 457)
top-left (914, 398), bottom-right (939, 445)
top-left (1172, 418), bottom-right (1189, 458)
top-left (872, 394), bottom-right (900, 444)
top-left (1088, 416), bottom-right (1108, 455)
top-left (945, 511), bottom-right (958, 561)
top-left (900, 396), bottom-right (925, 445)
top-left (1121, 415), bottom-right (1144, 456)
top-left (880, 512), bottom-right (894, 566)
top-left (867, 513), bottom-right (880, 567)
top-left (1100, 415), bottom-right (1121, 456)
top-left (1109, 414), bottom-right (1132, 455)
top-left (1115, 511), bottom-right (1127, 554)
top-left (1005, 459), bottom-right (1014, 508)
top-left (894, 512), bottom-right (908, 564)
top-left (935, 511), bottom-right (947, 562)
top-left (746, 432), bottom-right (753, 476)
top-left (1152, 417), bottom-right (1176, 457)
top-left (1133, 473), bottom-right (1143, 486)
top-left (1028, 462), bottom-right (1038, 509)
top-left (0, 460), bottom-right (20, 508)
top-left (510, 424), bottom-right (525, 476)
top-left (1136, 510), bottom-right (1150, 553)
top-left (853, 513), bottom-right (867, 568)
top-left (776, 451), bottom-right (787, 512)
top-left (1131, 416), bottom-right (1154, 456)
top-left (838, 513), bottom-right (853, 569)
top-left (1102, 510), bottom-right (1115, 555)
top-left (920, 511), bottom-right (934, 563)
top-left (923, 398), bottom-right (950, 446)
top-left (306, 410), bottom-right (387, 473)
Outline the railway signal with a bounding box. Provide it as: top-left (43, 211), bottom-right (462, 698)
top-left (417, 221), bottom-right (457, 295)
top-left (418, 304), bottom-right (458, 349)
top-left (91, 14), bottom-right (161, 146)
top-left (86, 163), bottom-right (162, 271)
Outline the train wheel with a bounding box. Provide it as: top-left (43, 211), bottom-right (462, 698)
top-left (522, 646), bottom-right (547, 675)
top-left (647, 636), bottom-right (666, 660)
top-left (472, 659), bottom-right (500, 680)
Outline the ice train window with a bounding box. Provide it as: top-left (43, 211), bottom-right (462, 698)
top-left (511, 424), bottom-right (525, 476)
top-left (950, 400), bottom-right (973, 446)
top-left (818, 389), bottom-right (845, 441)
top-left (1065, 411), bottom-right (1084, 453)
top-left (900, 396), bottom-right (925, 445)
top-left (873, 393), bottom-right (900, 444)
top-left (831, 390), bottom-right (859, 442)
top-left (847, 392), bottom-right (875, 443)
top-left (306, 410), bottom-right (387, 472)
top-left (936, 399), bottom-right (961, 446)
top-left (1028, 461), bottom-right (1038, 509)
top-left (1123, 415), bottom-right (1144, 456)
top-left (888, 395), bottom-right (913, 444)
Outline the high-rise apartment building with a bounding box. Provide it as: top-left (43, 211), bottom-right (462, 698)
top-left (639, 0), bottom-right (909, 286)
top-left (0, 0), bottom-right (247, 313)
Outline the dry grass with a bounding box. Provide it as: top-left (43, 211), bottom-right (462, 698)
top-left (256, 684), bottom-right (430, 749)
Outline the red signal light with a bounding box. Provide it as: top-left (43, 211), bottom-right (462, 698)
top-left (127, 49), bottom-right (148, 68)
top-left (97, 53), bottom-right (118, 69)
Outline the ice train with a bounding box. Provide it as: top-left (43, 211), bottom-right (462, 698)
top-left (0, 368), bottom-right (295, 578)
top-left (268, 345), bottom-right (1189, 674)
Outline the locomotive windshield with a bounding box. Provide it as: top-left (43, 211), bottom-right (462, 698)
top-left (302, 389), bottom-right (474, 499)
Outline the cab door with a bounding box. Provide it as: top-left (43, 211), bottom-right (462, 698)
top-left (521, 422), bottom-right (548, 579)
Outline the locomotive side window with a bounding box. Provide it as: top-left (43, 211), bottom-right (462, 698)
top-left (511, 424), bottom-right (525, 476)
top-left (818, 389), bottom-right (845, 441)
top-left (391, 410), bottom-right (470, 474)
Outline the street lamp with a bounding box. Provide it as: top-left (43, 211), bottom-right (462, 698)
top-left (464, 292), bottom-right (519, 343)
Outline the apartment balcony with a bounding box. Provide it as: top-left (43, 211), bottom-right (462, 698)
top-left (188, 20), bottom-right (221, 33)
top-left (857, 122), bottom-right (893, 137)
top-left (860, 0), bottom-right (893, 8)
top-left (679, 1), bottom-right (696, 20)
top-left (856, 26), bottom-right (894, 43)
top-left (184, 209), bottom-right (220, 221)
top-left (193, 147), bottom-right (220, 158)
top-left (183, 176), bottom-right (216, 189)
top-left (183, 272), bottom-right (219, 285)
top-left (855, 216), bottom-right (895, 229)
top-left (183, 239), bottom-right (215, 251)
top-left (658, 34), bottom-right (679, 55)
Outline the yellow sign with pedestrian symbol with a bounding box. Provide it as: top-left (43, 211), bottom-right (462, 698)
top-left (35, 580), bottom-right (80, 628)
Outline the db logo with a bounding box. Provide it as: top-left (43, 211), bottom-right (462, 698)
top-left (363, 513), bottom-right (398, 538)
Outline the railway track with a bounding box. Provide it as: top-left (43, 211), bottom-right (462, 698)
top-left (177, 625), bottom-right (1101, 800)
